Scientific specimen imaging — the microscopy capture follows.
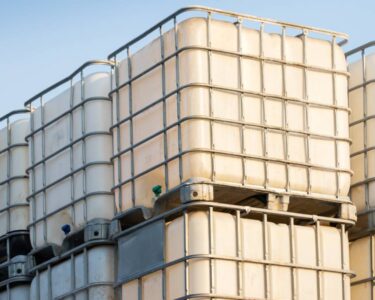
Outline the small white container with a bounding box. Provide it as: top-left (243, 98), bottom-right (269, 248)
top-left (0, 110), bottom-right (30, 235)
top-left (25, 61), bottom-right (115, 249)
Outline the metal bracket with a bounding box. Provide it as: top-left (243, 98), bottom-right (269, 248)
top-left (180, 183), bottom-right (214, 203)
top-left (84, 218), bottom-right (110, 242)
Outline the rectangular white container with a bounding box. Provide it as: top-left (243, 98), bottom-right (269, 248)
top-left (116, 203), bottom-right (351, 300)
top-left (25, 61), bottom-right (115, 249)
top-left (347, 41), bottom-right (375, 235)
top-left (349, 234), bottom-right (375, 300)
top-left (0, 285), bottom-right (30, 300)
top-left (0, 110), bottom-right (30, 235)
top-left (30, 244), bottom-right (115, 300)
top-left (110, 7), bottom-right (351, 214)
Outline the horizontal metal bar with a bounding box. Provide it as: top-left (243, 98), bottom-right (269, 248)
top-left (112, 147), bottom-right (352, 191)
top-left (27, 161), bottom-right (112, 200)
top-left (110, 45), bottom-right (349, 99)
top-left (0, 230), bottom-right (29, 243)
top-left (111, 82), bottom-right (350, 133)
top-left (0, 109), bottom-right (30, 123)
top-left (25, 96), bottom-right (111, 140)
top-left (24, 60), bottom-right (114, 107)
top-left (27, 191), bottom-right (113, 227)
top-left (26, 130), bottom-right (111, 172)
top-left (0, 175), bottom-right (28, 186)
top-left (0, 143), bottom-right (28, 156)
top-left (54, 281), bottom-right (114, 300)
top-left (348, 78), bottom-right (375, 93)
top-left (351, 275), bottom-right (375, 286)
top-left (351, 176), bottom-right (375, 188)
top-left (175, 293), bottom-right (265, 300)
top-left (112, 114), bottom-right (351, 161)
top-left (115, 253), bottom-right (353, 288)
top-left (113, 201), bottom-right (354, 241)
top-left (345, 40), bottom-right (375, 57)
top-left (0, 276), bottom-right (32, 288)
top-left (29, 239), bottom-right (114, 273)
top-left (350, 113), bottom-right (375, 127)
top-left (108, 5), bottom-right (348, 59)
top-left (0, 203), bottom-right (29, 214)
top-left (351, 145), bottom-right (375, 158)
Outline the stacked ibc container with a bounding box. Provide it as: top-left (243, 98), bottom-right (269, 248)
top-left (24, 61), bottom-right (116, 299)
top-left (0, 110), bottom-right (32, 299)
top-left (108, 6), bottom-right (356, 300)
top-left (347, 41), bottom-right (375, 299)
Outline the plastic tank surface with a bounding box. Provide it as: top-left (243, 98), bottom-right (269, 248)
top-left (116, 204), bottom-right (351, 300)
top-left (30, 244), bottom-right (115, 300)
top-left (0, 111), bottom-right (29, 235)
top-left (0, 285), bottom-right (30, 300)
top-left (25, 61), bottom-right (115, 249)
top-left (347, 42), bottom-right (375, 235)
top-left (110, 8), bottom-right (351, 213)
top-left (349, 234), bottom-right (375, 300)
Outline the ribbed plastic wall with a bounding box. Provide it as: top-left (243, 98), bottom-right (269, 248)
top-left (348, 48), bottom-right (375, 234)
top-left (111, 17), bottom-right (351, 212)
top-left (0, 285), bottom-right (30, 300)
top-left (27, 69), bottom-right (114, 249)
top-left (117, 210), bottom-right (351, 300)
top-left (30, 245), bottom-right (114, 299)
top-left (0, 118), bottom-right (29, 235)
top-left (350, 234), bottom-right (375, 299)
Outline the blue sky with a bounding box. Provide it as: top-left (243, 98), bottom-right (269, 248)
top-left (0, 0), bottom-right (374, 117)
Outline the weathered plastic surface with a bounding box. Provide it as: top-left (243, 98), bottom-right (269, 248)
top-left (349, 52), bottom-right (375, 230)
top-left (0, 285), bottom-right (30, 300)
top-left (350, 234), bottom-right (375, 299)
top-left (30, 245), bottom-right (114, 299)
top-left (118, 210), bottom-right (351, 300)
top-left (0, 119), bottom-right (29, 234)
top-left (112, 17), bottom-right (351, 212)
top-left (29, 72), bottom-right (114, 249)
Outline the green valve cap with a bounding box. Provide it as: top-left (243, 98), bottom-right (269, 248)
top-left (152, 185), bottom-right (162, 197)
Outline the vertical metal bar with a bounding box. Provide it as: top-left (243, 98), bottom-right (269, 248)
top-left (138, 277), bottom-right (142, 300)
top-left (48, 264), bottom-right (52, 300)
top-left (289, 217), bottom-right (297, 300)
top-left (70, 253), bottom-right (76, 300)
top-left (114, 55), bottom-right (123, 213)
top-left (80, 70), bottom-right (88, 224)
top-left (302, 30), bottom-right (312, 194)
top-left (281, 26), bottom-right (290, 192)
top-left (29, 103), bottom-right (37, 247)
top-left (331, 36), bottom-right (340, 198)
top-left (36, 270), bottom-right (41, 300)
top-left (127, 47), bottom-right (136, 207)
top-left (371, 234), bottom-right (375, 300)
top-left (69, 78), bottom-right (76, 227)
top-left (339, 224), bottom-right (347, 300)
top-left (83, 248), bottom-right (89, 300)
top-left (259, 23), bottom-right (268, 189)
top-left (208, 206), bottom-right (215, 294)
top-left (173, 16), bottom-right (183, 184)
top-left (361, 49), bottom-right (369, 212)
top-left (206, 12), bottom-right (216, 182)
top-left (183, 210), bottom-right (189, 297)
top-left (315, 220), bottom-right (322, 300)
top-left (41, 96), bottom-right (48, 245)
top-left (235, 210), bottom-right (243, 297)
top-left (237, 18), bottom-right (246, 186)
top-left (6, 116), bottom-right (11, 233)
top-left (263, 213), bottom-right (270, 298)
top-left (159, 25), bottom-right (169, 192)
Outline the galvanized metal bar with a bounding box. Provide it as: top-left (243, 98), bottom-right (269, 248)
top-left (159, 25), bottom-right (169, 193)
top-left (40, 95), bottom-right (48, 245)
top-left (235, 210), bottom-right (243, 297)
top-left (108, 6), bottom-right (348, 59)
top-left (6, 115), bottom-right (11, 233)
top-left (315, 220), bottom-right (322, 299)
top-left (207, 12), bottom-right (216, 182)
top-left (208, 206), bottom-right (215, 294)
top-left (183, 210), bottom-right (189, 297)
top-left (259, 23), bottom-right (268, 189)
top-left (80, 69), bottom-right (88, 225)
top-left (69, 78), bottom-right (76, 229)
top-left (302, 29), bottom-right (312, 195)
top-left (289, 217), bottom-right (297, 300)
top-left (263, 213), bottom-right (270, 298)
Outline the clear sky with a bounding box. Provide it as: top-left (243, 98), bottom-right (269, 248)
top-left (1, 0), bottom-right (374, 117)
